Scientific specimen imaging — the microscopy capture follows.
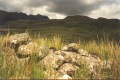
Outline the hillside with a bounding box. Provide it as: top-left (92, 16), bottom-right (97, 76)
top-left (0, 14), bottom-right (120, 42)
top-left (0, 10), bottom-right (49, 24)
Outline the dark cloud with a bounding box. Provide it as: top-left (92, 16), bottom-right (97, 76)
top-left (0, 0), bottom-right (119, 19)
top-left (26, 0), bottom-right (108, 15)
top-left (46, 0), bottom-right (105, 15)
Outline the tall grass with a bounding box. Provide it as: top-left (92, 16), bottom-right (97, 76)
top-left (0, 33), bottom-right (119, 79)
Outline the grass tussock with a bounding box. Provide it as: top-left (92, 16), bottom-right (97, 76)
top-left (0, 33), bottom-right (119, 79)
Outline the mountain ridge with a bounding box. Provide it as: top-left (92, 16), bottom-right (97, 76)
top-left (0, 10), bottom-right (49, 24)
top-left (0, 10), bottom-right (119, 42)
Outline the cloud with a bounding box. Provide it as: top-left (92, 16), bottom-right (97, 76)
top-left (0, 0), bottom-right (27, 12)
top-left (88, 0), bottom-right (120, 19)
top-left (25, 0), bottom-right (107, 15)
top-left (0, 0), bottom-right (119, 19)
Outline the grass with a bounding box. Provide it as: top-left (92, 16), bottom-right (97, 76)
top-left (0, 33), bottom-right (120, 79)
top-left (1, 18), bottom-right (119, 42)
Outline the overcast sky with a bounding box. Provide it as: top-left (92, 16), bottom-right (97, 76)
top-left (0, 0), bottom-right (120, 19)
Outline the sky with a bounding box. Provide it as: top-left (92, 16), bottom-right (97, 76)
top-left (0, 0), bottom-right (120, 19)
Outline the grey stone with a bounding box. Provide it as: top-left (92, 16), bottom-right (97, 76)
top-left (9, 33), bottom-right (31, 45)
top-left (41, 52), bottom-right (64, 70)
top-left (2, 33), bottom-right (31, 53)
top-left (75, 54), bottom-right (101, 77)
top-left (58, 63), bottom-right (79, 76)
top-left (17, 42), bottom-right (37, 56)
top-left (78, 49), bottom-right (89, 57)
top-left (61, 51), bottom-right (77, 63)
top-left (48, 72), bottom-right (72, 79)
top-left (37, 46), bottom-right (51, 61)
top-left (56, 73), bottom-right (72, 79)
top-left (62, 43), bottom-right (79, 52)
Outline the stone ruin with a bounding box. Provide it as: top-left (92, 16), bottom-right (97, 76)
top-left (1, 33), bottom-right (111, 79)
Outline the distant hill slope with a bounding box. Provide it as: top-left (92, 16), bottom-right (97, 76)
top-left (0, 14), bottom-right (120, 42)
top-left (0, 10), bottom-right (49, 24)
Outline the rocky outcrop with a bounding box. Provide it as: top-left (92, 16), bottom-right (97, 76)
top-left (1, 33), bottom-right (112, 79)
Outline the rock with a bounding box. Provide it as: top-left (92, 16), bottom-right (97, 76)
top-left (78, 49), bottom-right (89, 57)
top-left (37, 46), bottom-right (51, 61)
top-left (49, 47), bottom-right (57, 52)
top-left (58, 63), bottom-right (79, 76)
top-left (57, 74), bottom-right (72, 79)
top-left (2, 39), bottom-right (19, 53)
top-left (61, 51), bottom-right (77, 63)
top-left (91, 53), bottom-right (100, 60)
top-left (8, 33), bottom-right (31, 45)
top-left (62, 43), bottom-right (79, 53)
top-left (17, 42), bottom-right (37, 57)
top-left (54, 50), bottom-right (62, 55)
top-left (49, 72), bottom-right (72, 79)
top-left (75, 54), bottom-right (101, 77)
top-left (1, 34), bottom-right (104, 80)
top-left (41, 52), bottom-right (64, 70)
top-left (45, 68), bottom-right (58, 79)
top-left (2, 33), bottom-right (31, 53)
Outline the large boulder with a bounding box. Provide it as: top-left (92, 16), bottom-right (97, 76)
top-left (78, 49), bottom-right (90, 57)
top-left (48, 72), bottom-right (72, 79)
top-left (55, 73), bottom-right (72, 79)
top-left (75, 53), bottom-right (101, 78)
top-left (62, 43), bottom-right (79, 53)
top-left (61, 44), bottom-right (102, 78)
top-left (2, 33), bottom-right (31, 53)
top-left (41, 52), bottom-right (64, 70)
top-left (17, 42), bottom-right (37, 57)
top-left (61, 51), bottom-right (77, 63)
top-left (8, 33), bottom-right (31, 45)
top-left (37, 46), bottom-right (51, 61)
top-left (58, 63), bottom-right (79, 76)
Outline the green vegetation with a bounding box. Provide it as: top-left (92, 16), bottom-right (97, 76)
top-left (0, 16), bottom-right (119, 42)
top-left (0, 33), bottom-right (119, 79)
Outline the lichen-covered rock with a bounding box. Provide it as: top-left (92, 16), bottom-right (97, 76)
top-left (2, 40), bottom-right (19, 53)
top-left (56, 74), bottom-right (72, 79)
top-left (62, 43), bottom-right (79, 52)
top-left (45, 68), bottom-right (58, 79)
top-left (75, 54), bottom-right (101, 77)
top-left (17, 42), bottom-right (37, 56)
top-left (49, 72), bottom-right (72, 79)
top-left (37, 46), bottom-right (51, 61)
top-left (49, 47), bottom-right (57, 52)
top-left (58, 63), bottom-right (79, 76)
top-left (61, 51), bottom-right (77, 63)
top-left (1, 34), bottom-right (105, 80)
top-left (54, 50), bottom-right (62, 55)
top-left (41, 52), bottom-right (64, 70)
top-left (9, 33), bottom-right (31, 45)
top-left (2, 33), bottom-right (31, 53)
top-left (78, 49), bottom-right (89, 57)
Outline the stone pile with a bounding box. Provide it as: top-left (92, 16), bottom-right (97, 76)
top-left (1, 33), bottom-right (111, 79)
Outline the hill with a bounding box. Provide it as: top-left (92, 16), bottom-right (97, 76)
top-left (0, 13), bottom-right (120, 42)
top-left (0, 10), bottom-right (49, 24)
